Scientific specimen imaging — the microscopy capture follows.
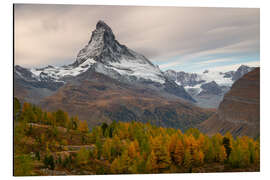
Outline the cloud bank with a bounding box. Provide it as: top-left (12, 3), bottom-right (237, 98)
top-left (14, 4), bottom-right (259, 72)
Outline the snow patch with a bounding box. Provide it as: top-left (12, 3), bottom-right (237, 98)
top-left (185, 84), bottom-right (203, 95)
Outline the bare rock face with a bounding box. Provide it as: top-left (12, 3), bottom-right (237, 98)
top-left (232, 65), bottom-right (255, 81)
top-left (199, 81), bottom-right (223, 96)
top-left (164, 70), bottom-right (205, 87)
top-left (75, 20), bottom-right (127, 65)
top-left (199, 68), bottom-right (260, 138)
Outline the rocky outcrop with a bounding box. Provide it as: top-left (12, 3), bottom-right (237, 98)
top-left (232, 65), bottom-right (255, 81)
top-left (164, 70), bottom-right (205, 87)
top-left (199, 68), bottom-right (260, 138)
top-left (198, 81), bottom-right (223, 96)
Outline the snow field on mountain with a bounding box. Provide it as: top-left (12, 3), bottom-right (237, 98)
top-left (200, 71), bottom-right (234, 86)
top-left (109, 58), bottom-right (165, 84)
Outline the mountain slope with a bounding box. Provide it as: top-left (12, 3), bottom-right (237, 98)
top-left (40, 67), bottom-right (212, 130)
top-left (14, 65), bottom-right (64, 104)
top-left (198, 68), bottom-right (260, 138)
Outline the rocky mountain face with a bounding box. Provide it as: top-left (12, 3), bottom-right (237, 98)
top-left (199, 81), bottom-right (223, 96)
top-left (164, 70), bottom-right (205, 87)
top-left (198, 68), bottom-right (260, 138)
top-left (15, 21), bottom-right (209, 130)
top-left (232, 65), bottom-right (255, 81)
top-left (164, 65), bottom-right (255, 108)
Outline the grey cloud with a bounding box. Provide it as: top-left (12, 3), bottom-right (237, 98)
top-left (14, 4), bottom-right (259, 68)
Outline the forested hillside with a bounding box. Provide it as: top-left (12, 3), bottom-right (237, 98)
top-left (14, 98), bottom-right (259, 176)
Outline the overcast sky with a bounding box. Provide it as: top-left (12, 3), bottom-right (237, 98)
top-left (14, 4), bottom-right (260, 72)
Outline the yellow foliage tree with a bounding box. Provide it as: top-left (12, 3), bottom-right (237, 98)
top-left (193, 149), bottom-right (204, 165)
top-left (183, 150), bottom-right (192, 170)
top-left (102, 139), bottom-right (112, 161)
top-left (168, 134), bottom-right (177, 159)
top-left (111, 157), bottom-right (121, 173)
top-left (76, 147), bottom-right (89, 165)
top-left (174, 139), bottom-right (184, 166)
top-left (78, 120), bottom-right (89, 133)
top-left (152, 136), bottom-right (171, 171)
top-left (218, 146), bottom-right (226, 163)
top-left (128, 142), bottom-right (137, 159)
top-left (145, 150), bottom-right (158, 173)
top-left (120, 150), bottom-right (130, 173)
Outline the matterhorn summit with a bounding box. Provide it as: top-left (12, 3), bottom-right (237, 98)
top-left (74, 20), bottom-right (118, 65)
top-left (28, 20), bottom-right (165, 84)
top-left (73, 20), bottom-right (166, 84)
top-left (75, 20), bottom-right (154, 66)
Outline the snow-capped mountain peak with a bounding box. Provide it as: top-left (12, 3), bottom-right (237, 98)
top-left (232, 65), bottom-right (255, 81)
top-left (74, 20), bottom-right (165, 84)
top-left (74, 20), bottom-right (156, 66)
top-left (27, 20), bottom-right (166, 84)
top-left (74, 20), bottom-right (116, 66)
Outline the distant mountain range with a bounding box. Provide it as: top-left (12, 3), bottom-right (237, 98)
top-left (164, 65), bottom-right (255, 108)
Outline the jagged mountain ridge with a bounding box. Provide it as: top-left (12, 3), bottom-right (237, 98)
top-left (164, 65), bottom-right (255, 108)
top-left (164, 65), bottom-right (255, 89)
